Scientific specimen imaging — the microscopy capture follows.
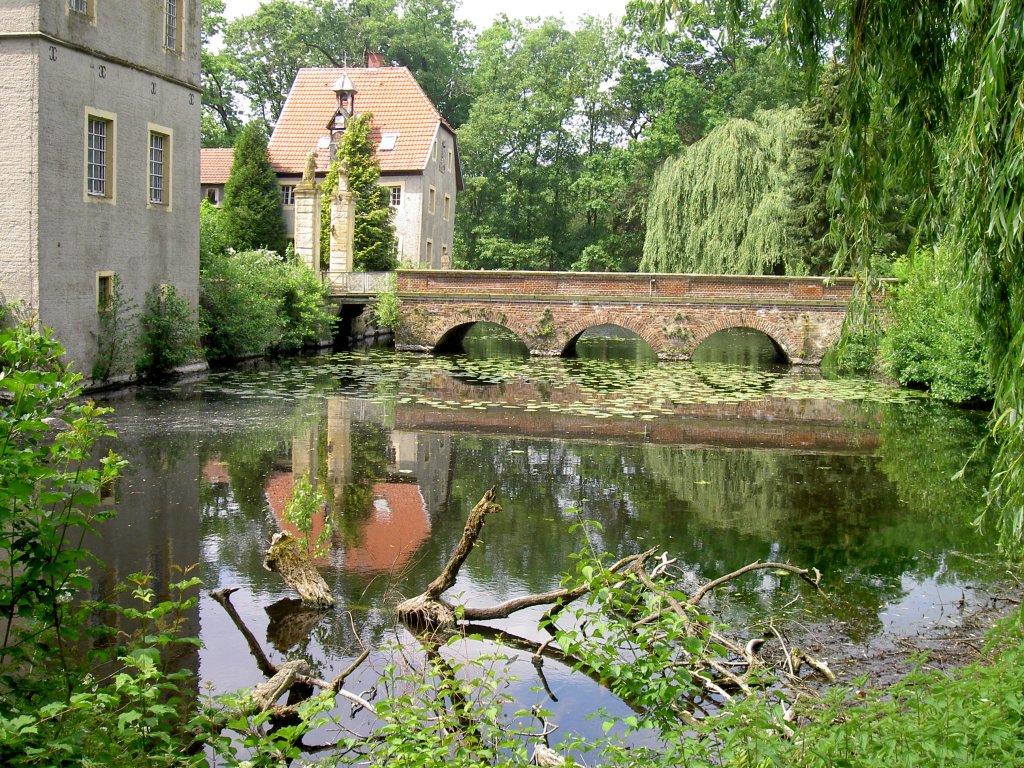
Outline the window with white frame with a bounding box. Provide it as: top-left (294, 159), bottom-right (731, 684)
top-left (387, 186), bottom-right (401, 207)
top-left (165, 0), bottom-right (178, 51)
top-left (86, 114), bottom-right (112, 198)
top-left (280, 185), bottom-right (295, 206)
top-left (69, 0), bottom-right (88, 13)
top-left (149, 131), bottom-right (168, 204)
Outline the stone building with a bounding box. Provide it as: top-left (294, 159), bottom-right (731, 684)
top-left (0, 0), bottom-right (202, 375)
top-left (201, 63), bottom-right (461, 269)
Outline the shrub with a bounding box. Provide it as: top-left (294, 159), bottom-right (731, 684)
top-left (200, 198), bottom-right (230, 269)
top-left (371, 272), bottom-right (400, 331)
top-left (135, 285), bottom-right (201, 380)
top-left (91, 274), bottom-right (137, 382)
top-left (881, 245), bottom-right (992, 404)
top-left (200, 250), bottom-right (333, 361)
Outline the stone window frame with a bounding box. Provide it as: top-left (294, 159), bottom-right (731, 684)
top-left (280, 184), bottom-right (296, 206)
top-left (425, 239), bottom-right (433, 267)
top-left (386, 184), bottom-right (402, 207)
top-left (164, 0), bottom-right (181, 53)
top-left (68, 0), bottom-right (94, 19)
top-left (96, 271), bottom-right (115, 312)
top-left (147, 123), bottom-right (173, 210)
top-left (84, 107), bottom-right (116, 204)
top-left (428, 186), bottom-right (436, 215)
top-left (443, 193), bottom-right (451, 221)
top-left (448, 148), bottom-right (454, 174)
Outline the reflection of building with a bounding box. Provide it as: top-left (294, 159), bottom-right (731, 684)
top-left (0, 1), bottom-right (201, 374)
top-left (344, 483), bottom-right (430, 573)
top-left (259, 398), bottom-right (454, 576)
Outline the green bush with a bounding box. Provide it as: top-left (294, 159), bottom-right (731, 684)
top-left (91, 274), bottom-right (138, 382)
top-left (0, 323), bottom-right (204, 766)
top-left (881, 245), bottom-right (992, 404)
top-left (221, 121), bottom-right (287, 254)
top-left (199, 198), bottom-right (230, 268)
top-left (200, 250), bottom-right (334, 361)
top-left (135, 285), bottom-right (201, 380)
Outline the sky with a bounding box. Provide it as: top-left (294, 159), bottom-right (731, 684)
top-left (221, 0), bottom-right (629, 31)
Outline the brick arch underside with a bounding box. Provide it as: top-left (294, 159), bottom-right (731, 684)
top-left (431, 316), bottom-right (528, 350)
top-left (686, 314), bottom-right (798, 362)
top-left (559, 312), bottom-right (663, 356)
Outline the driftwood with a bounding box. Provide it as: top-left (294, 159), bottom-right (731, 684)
top-left (264, 531), bottom-right (335, 608)
top-left (205, 486), bottom-right (839, 763)
top-left (396, 486), bottom-right (501, 628)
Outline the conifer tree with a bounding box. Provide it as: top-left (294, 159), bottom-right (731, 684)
top-left (320, 114), bottom-right (397, 272)
top-left (222, 120), bottom-right (287, 253)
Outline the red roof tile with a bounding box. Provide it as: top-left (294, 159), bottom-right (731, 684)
top-left (268, 67), bottom-right (457, 179)
top-left (200, 148), bottom-right (234, 184)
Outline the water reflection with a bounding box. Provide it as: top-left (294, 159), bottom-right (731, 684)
top-left (692, 327), bottom-right (789, 368)
top-left (91, 350), bottom-right (1000, 746)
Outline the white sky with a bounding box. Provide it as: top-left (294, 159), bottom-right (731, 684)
top-left (221, 0), bottom-right (628, 31)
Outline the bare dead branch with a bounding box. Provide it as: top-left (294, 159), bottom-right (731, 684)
top-left (688, 561), bottom-right (823, 607)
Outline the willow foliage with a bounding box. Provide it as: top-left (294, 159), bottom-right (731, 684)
top-left (658, 0), bottom-right (1024, 548)
top-left (641, 108), bottom-right (808, 275)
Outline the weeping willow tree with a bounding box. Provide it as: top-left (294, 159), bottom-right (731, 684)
top-left (657, 0), bottom-right (1024, 549)
top-left (641, 108), bottom-right (808, 275)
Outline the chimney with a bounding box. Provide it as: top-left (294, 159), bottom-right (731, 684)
top-left (367, 51), bottom-right (385, 68)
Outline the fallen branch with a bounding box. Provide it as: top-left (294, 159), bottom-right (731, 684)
top-left (688, 562), bottom-right (822, 607)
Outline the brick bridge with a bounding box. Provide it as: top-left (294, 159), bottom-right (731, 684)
top-left (394, 270), bottom-right (871, 365)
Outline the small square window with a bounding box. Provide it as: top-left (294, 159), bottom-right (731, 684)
top-left (388, 186), bottom-right (402, 207)
top-left (281, 185), bottom-right (295, 206)
top-left (379, 132), bottom-right (399, 151)
top-left (429, 186), bottom-right (436, 214)
top-left (69, 0), bottom-right (88, 13)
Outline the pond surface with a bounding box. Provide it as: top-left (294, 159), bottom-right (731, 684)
top-left (90, 331), bottom-right (1002, 750)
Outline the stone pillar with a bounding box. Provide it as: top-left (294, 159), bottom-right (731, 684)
top-left (329, 162), bottom-right (356, 273)
top-left (293, 181), bottom-right (321, 272)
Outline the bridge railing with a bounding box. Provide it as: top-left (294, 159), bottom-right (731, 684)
top-left (322, 271), bottom-right (392, 296)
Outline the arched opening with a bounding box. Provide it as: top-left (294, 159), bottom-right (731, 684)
top-left (434, 322), bottom-right (528, 360)
top-left (563, 324), bottom-right (657, 363)
top-left (691, 328), bottom-right (789, 368)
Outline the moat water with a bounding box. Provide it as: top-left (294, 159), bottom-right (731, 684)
top-left (89, 326), bottom-right (1005, 752)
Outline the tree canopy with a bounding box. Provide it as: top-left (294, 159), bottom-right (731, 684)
top-left (222, 121), bottom-right (287, 254)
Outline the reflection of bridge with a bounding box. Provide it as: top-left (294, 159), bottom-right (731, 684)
top-left (393, 270), bottom-right (873, 364)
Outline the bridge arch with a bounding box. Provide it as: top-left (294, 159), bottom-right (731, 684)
top-left (432, 320), bottom-right (528, 354)
top-left (688, 315), bottom-right (796, 364)
top-left (560, 313), bottom-right (663, 358)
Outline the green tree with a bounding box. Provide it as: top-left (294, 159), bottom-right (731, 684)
top-left (200, 0), bottom-right (241, 147)
top-left (320, 113), bottom-right (397, 272)
top-left (222, 121), bottom-right (287, 254)
top-left (641, 108), bottom-right (807, 275)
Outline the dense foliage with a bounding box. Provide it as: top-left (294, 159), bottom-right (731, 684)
top-left (135, 285), bottom-right (202, 380)
top-left (642, 108), bottom-right (807, 274)
top-left (222, 121), bottom-right (288, 254)
top-left (320, 113), bottom-right (398, 272)
top-left (0, 324), bottom-right (203, 766)
top-left (200, 249), bottom-right (334, 361)
top-left (881, 247), bottom-right (991, 404)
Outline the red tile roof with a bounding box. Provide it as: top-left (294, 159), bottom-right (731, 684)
top-left (268, 67), bottom-right (458, 181)
top-left (199, 148), bottom-right (234, 184)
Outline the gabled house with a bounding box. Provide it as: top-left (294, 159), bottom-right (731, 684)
top-left (199, 147), bottom-right (233, 207)
top-left (270, 64), bottom-right (462, 269)
top-left (0, 0), bottom-right (202, 376)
